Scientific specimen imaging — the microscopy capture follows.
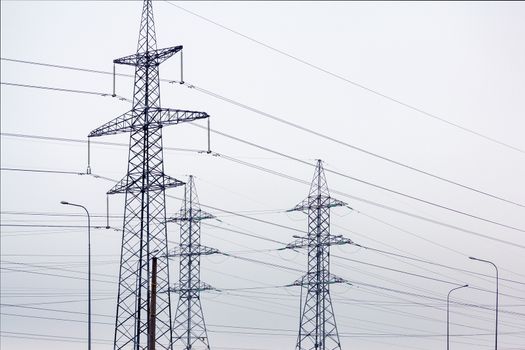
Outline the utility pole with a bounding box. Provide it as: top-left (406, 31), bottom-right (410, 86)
top-left (88, 1), bottom-right (209, 348)
top-left (285, 160), bottom-right (352, 350)
top-left (149, 257), bottom-right (158, 350)
top-left (168, 176), bottom-right (218, 350)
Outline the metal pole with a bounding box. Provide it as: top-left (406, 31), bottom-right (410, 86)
top-left (87, 208), bottom-right (91, 350)
top-left (148, 257), bottom-right (158, 350)
top-left (496, 264), bottom-right (499, 350)
top-left (470, 257), bottom-right (498, 350)
top-left (60, 201), bottom-right (91, 350)
top-left (447, 284), bottom-right (468, 350)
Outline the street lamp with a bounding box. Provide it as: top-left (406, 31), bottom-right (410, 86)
top-left (61, 201), bottom-right (91, 350)
top-left (470, 256), bottom-right (498, 350)
top-left (447, 284), bottom-right (468, 350)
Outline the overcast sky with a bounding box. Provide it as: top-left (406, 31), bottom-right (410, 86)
top-left (1, 1), bottom-right (525, 350)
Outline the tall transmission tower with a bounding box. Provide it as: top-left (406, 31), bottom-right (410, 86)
top-left (168, 176), bottom-right (218, 350)
top-left (88, 0), bottom-right (209, 348)
top-left (286, 160), bottom-right (353, 350)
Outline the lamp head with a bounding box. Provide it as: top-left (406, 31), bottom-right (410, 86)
top-left (60, 201), bottom-right (69, 205)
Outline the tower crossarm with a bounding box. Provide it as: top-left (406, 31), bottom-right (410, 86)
top-left (168, 209), bottom-right (215, 222)
top-left (114, 45), bottom-right (183, 67)
top-left (88, 108), bottom-right (209, 138)
top-left (284, 234), bottom-right (353, 250)
top-left (107, 173), bottom-right (184, 195)
top-left (155, 108), bottom-right (209, 126)
top-left (167, 244), bottom-right (219, 258)
top-left (167, 281), bottom-right (218, 293)
top-left (292, 272), bottom-right (348, 287)
top-left (288, 195), bottom-right (346, 214)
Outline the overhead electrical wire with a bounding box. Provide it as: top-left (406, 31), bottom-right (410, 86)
top-left (3, 65), bottom-right (524, 236)
top-left (217, 251), bottom-right (525, 318)
top-left (161, 2), bottom-right (525, 155)
top-left (4, 255), bottom-right (525, 342)
top-left (193, 124), bottom-right (525, 234)
top-left (3, 161), bottom-right (525, 289)
top-left (9, 208), bottom-right (522, 298)
top-left (3, 160), bottom-right (525, 302)
top-left (0, 81), bottom-right (131, 102)
top-left (2, 60), bottom-right (524, 341)
top-left (215, 153), bottom-right (525, 248)
top-left (4, 56), bottom-right (524, 292)
top-left (3, 132), bottom-right (525, 251)
top-left (4, 262), bottom-right (524, 344)
top-left (2, 57), bottom-right (524, 209)
top-left (185, 84), bottom-right (525, 209)
top-left (5, 235), bottom-right (519, 322)
top-left (222, 290), bottom-right (525, 343)
top-left (356, 242), bottom-right (525, 287)
top-left (0, 131), bottom-right (204, 153)
top-left (10, 312), bottom-right (514, 339)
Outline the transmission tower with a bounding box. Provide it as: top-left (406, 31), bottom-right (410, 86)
top-left (286, 160), bottom-right (353, 350)
top-left (168, 175), bottom-right (218, 350)
top-left (88, 0), bottom-right (209, 348)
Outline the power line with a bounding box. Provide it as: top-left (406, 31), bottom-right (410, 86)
top-left (332, 255), bottom-right (462, 287)
top-left (0, 131), bottom-right (204, 153)
top-left (2, 159), bottom-right (525, 277)
top-left (2, 57), bottom-right (523, 208)
top-left (4, 134), bottom-right (525, 308)
top-left (214, 151), bottom-right (525, 251)
top-left (186, 84), bottom-right (525, 209)
top-left (3, 63), bottom-right (524, 239)
top-left (162, 2), bottom-right (525, 155)
top-left (3, 161), bottom-right (525, 295)
top-left (0, 81), bottom-right (131, 102)
top-left (0, 267), bottom-right (117, 285)
top-left (9, 127), bottom-right (515, 250)
top-left (4, 217), bottom-right (522, 305)
top-left (0, 223), bottom-right (118, 230)
top-left (219, 249), bottom-right (525, 318)
top-left (356, 242), bottom-right (525, 287)
top-left (11, 207), bottom-right (520, 295)
top-left (195, 124), bottom-right (525, 234)
top-left (201, 216), bottom-right (525, 309)
top-left (0, 167), bottom-right (86, 176)
top-left (209, 219), bottom-right (525, 302)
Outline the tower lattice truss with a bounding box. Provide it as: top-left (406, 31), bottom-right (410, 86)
top-left (286, 160), bottom-right (353, 350)
top-left (88, 1), bottom-right (209, 348)
top-left (168, 176), bottom-right (218, 350)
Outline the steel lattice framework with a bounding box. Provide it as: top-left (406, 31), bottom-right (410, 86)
top-left (286, 160), bottom-right (353, 350)
top-left (168, 176), bottom-right (217, 350)
top-left (88, 1), bottom-right (209, 349)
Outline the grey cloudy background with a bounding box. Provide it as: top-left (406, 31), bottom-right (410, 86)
top-left (1, 1), bottom-right (525, 349)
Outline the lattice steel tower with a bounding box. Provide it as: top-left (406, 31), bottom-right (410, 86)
top-left (286, 160), bottom-right (353, 350)
top-left (88, 1), bottom-right (209, 348)
top-left (168, 176), bottom-right (217, 350)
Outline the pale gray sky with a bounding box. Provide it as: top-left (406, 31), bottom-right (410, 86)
top-left (1, 1), bottom-right (525, 350)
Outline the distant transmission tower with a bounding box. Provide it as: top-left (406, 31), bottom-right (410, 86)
top-left (286, 160), bottom-right (353, 350)
top-left (88, 0), bottom-right (209, 348)
top-left (168, 176), bottom-right (218, 350)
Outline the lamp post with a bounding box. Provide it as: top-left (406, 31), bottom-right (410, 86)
top-left (61, 201), bottom-right (91, 350)
top-left (470, 256), bottom-right (498, 350)
top-left (447, 284), bottom-right (468, 350)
